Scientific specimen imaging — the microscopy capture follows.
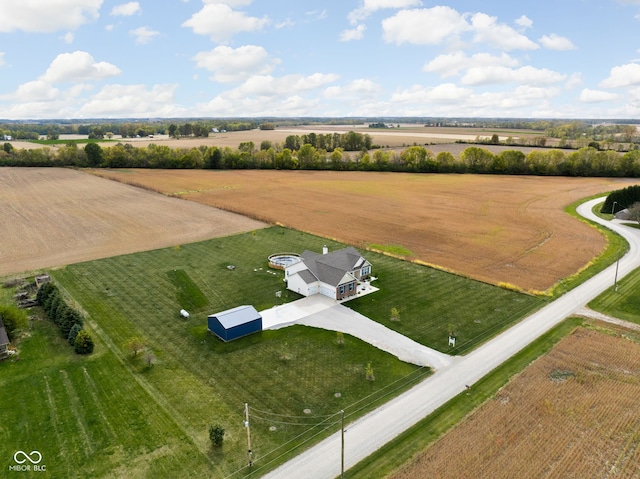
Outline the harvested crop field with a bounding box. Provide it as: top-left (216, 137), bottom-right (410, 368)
top-left (0, 168), bottom-right (266, 276)
top-left (91, 169), bottom-right (637, 291)
top-left (391, 327), bottom-right (640, 479)
top-left (113, 125), bottom-right (553, 152)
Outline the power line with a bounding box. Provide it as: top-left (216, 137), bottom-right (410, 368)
top-left (249, 405), bottom-right (340, 420)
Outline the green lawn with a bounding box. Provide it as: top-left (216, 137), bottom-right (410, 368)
top-left (349, 251), bottom-right (546, 354)
top-left (1, 228), bottom-right (430, 477)
top-left (0, 226), bottom-right (552, 477)
top-left (588, 257), bottom-right (640, 324)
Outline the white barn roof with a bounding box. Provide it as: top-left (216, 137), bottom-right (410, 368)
top-left (211, 305), bottom-right (261, 329)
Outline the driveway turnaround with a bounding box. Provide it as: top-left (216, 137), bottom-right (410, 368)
top-left (262, 295), bottom-right (453, 369)
top-left (261, 198), bottom-right (640, 479)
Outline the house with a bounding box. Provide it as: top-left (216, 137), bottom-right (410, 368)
top-left (0, 319), bottom-right (10, 357)
top-left (284, 246), bottom-right (371, 301)
top-left (208, 305), bottom-right (262, 342)
top-left (615, 208), bottom-right (631, 220)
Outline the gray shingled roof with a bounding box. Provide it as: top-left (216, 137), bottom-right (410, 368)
top-left (299, 247), bottom-right (363, 287)
top-left (298, 269), bottom-right (318, 285)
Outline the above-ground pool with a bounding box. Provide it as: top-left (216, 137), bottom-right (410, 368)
top-left (268, 253), bottom-right (301, 270)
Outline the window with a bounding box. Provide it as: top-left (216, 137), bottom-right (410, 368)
top-left (339, 285), bottom-right (345, 295)
top-left (349, 283), bottom-right (354, 291)
top-left (362, 265), bottom-right (370, 276)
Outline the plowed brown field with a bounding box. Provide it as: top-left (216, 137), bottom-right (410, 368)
top-left (90, 169), bottom-right (639, 292)
top-left (391, 327), bottom-right (640, 479)
top-left (0, 168), bottom-right (267, 276)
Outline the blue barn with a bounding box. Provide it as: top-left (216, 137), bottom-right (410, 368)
top-left (207, 305), bottom-right (262, 342)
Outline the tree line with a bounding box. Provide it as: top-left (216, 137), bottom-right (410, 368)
top-left (3, 139), bottom-right (640, 177)
top-left (36, 282), bottom-right (94, 354)
top-left (602, 185), bottom-right (640, 213)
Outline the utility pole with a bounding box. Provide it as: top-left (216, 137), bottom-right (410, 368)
top-left (245, 403), bottom-right (253, 468)
top-left (341, 410), bottom-right (345, 479)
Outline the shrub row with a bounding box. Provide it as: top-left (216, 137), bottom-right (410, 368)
top-left (36, 282), bottom-right (94, 354)
top-left (602, 185), bottom-right (640, 213)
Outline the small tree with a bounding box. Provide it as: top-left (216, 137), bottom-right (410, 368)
top-left (0, 305), bottom-right (28, 341)
top-left (68, 323), bottom-right (82, 345)
top-left (365, 362), bottom-right (375, 381)
top-left (209, 424), bottom-right (225, 447)
top-left (390, 307), bottom-right (400, 321)
top-left (74, 330), bottom-right (94, 354)
top-left (144, 351), bottom-right (156, 368)
top-left (124, 336), bottom-right (146, 356)
top-left (336, 331), bottom-right (344, 345)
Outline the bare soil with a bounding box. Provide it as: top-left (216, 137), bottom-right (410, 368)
top-left (391, 327), bottom-right (640, 479)
top-left (0, 168), bottom-right (267, 276)
top-left (90, 169), bottom-right (637, 292)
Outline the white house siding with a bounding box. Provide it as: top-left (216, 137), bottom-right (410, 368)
top-left (320, 284), bottom-right (335, 298)
top-left (287, 273), bottom-right (311, 296)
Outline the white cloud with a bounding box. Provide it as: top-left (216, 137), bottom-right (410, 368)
top-left (539, 34), bottom-right (576, 51)
top-left (0, 52), bottom-right (6, 67)
top-left (306, 10), bottom-right (328, 21)
top-left (130, 26), bottom-right (160, 45)
top-left (226, 73), bottom-right (339, 99)
top-left (105, 24), bottom-right (115, 31)
top-left (324, 79), bottom-right (382, 99)
top-left (348, 0), bottom-right (422, 25)
top-left (600, 63), bottom-right (640, 88)
top-left (199, 93), bottom-right (320, 117)
top-left (40, 51), bottom-right (121, 83)
top-left (192, 45), bottom-right (279, 83)
top-left (11, 81), bottom-right (60, 102)
top-left (424, 51), bottom-right (519, 78)
top-left (515, 15), bottom-right (533, 29)
top-left (0, 0), bottom-right (102, 33)
top-left (61, 32), bottom-right (75, 44)
top-left (275, 18), bottom-right (295, 29)
top-left (565, 73), bottom-right (583, 89)
top-left (340, 24), bottom-right (366, 42)
top-left (382, 6), bottom-right (469, 45)
top-left (470, 13), bottom-right (538, 51)
top-left (195, 72), bottom-right (339, 116)
top-left (579, 88), bottom-right (620, 103)
top-left (208, 0), bottom-right (253, 6)
top-left (391, 83), bottom-right (472, 103)
top-left (78, 84), bottom-right (183, 117)
top-left (461, 65), bottom-right (566, 86)
top-left (110, 2), bottom-right (141, 16)
top-left (182, 3), bottom-right (268, 43)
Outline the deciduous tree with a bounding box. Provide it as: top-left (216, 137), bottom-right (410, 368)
top-left (209, 424), bottom-right (225, 447)
top-left (0, 305), bottom-right (28, 341)
top-left (74, 330), bottom-right (94, 354)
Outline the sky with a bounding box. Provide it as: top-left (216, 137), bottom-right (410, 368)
top-left (2, 0), bottom-right (640, 120)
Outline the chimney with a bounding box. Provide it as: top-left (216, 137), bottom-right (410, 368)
top-left (322, 245), bottom-right (328, 255)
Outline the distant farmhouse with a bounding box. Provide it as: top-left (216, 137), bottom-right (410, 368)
top-left (285, 246), bottom-right (371, 301)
